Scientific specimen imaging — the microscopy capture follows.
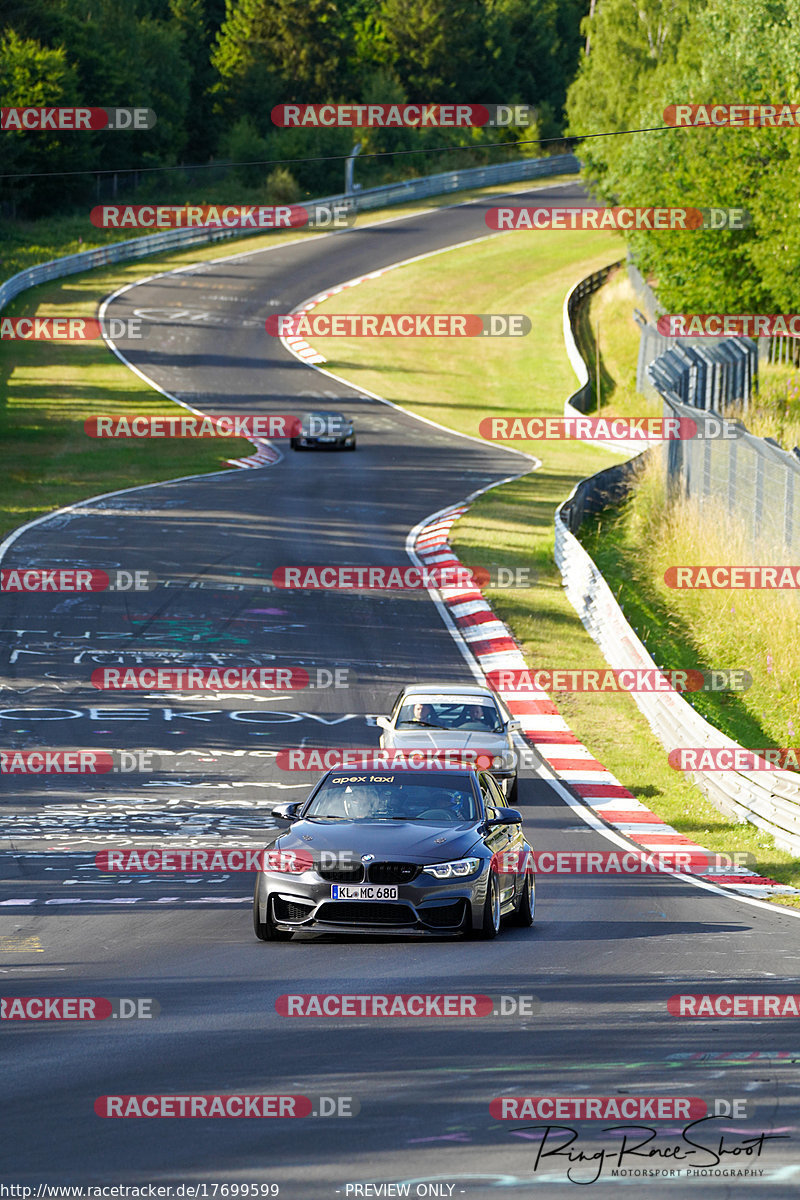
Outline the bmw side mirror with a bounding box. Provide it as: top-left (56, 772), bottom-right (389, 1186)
top-left (507, 719), bottom-right (522, 732)
top-left (375, 715), bottom-right (391, 730)
top-left (487, 807), bottom-right (522, 826)
top-left (271, 801), bottom-right (301, 821)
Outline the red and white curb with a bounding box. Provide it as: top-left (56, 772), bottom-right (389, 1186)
top-left (282, 268), bottom-right (398, 364)
top-left (414, 503), bottom-right (800, 901)
top-left (225, 438), bottom-right (281, 469)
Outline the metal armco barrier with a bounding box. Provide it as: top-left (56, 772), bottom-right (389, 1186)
top-left (562, 261), bottom-right (659, 455)
top-left (0, 154), bottom-right (579, 315)
top-left (555, 270), bottom-right (800, 855)
top-left (562, 261), bottom-right (622, 416)
top-left (632, 255), bottom-right (759, 410)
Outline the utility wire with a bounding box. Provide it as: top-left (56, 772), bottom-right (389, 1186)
top-left (0, 123), bottom-right (679, 181)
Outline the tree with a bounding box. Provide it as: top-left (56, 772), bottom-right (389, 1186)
top-left (488, 0), bottom-right (589, 129)
top-left (378, 0), bottom-right (491, 100)
top-left (566, 0), bottom-right (697, 191)
top-left (212, 0), bottom-right (348, 119)
top-left (565, 0), bottom-right (800, 310)
top-left (170, 0), bottom-right (226, 160)
top-left (0, 30), bottom-right (87, 216)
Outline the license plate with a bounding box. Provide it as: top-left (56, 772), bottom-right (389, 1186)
top-left (318, 436), bottom-right (336, 443)
top-left (331, 885), bottom-right (398, 900)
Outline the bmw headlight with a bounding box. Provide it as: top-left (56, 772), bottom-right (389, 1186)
top-left (424, 857), bottom-right (481, 880)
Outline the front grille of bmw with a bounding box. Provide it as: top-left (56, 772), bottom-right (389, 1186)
top-left (316, 861), bottom-right (422, 884)
top-left (318, 862), bottom-right (364, 883)
top-left (369, 861), bottom-right (421, 883)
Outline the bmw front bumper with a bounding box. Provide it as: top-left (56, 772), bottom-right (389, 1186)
top-left (254, 865), bottom-right (494, 936)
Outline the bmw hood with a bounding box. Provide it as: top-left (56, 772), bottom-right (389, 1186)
top-left (275, 819), bottom-right (482, 863)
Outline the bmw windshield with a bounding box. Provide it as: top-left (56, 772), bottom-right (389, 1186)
top-left (303, 772), bottom-right (479, 823)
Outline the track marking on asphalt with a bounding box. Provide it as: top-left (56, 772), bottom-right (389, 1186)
top-left (0, 934), bottom-right (43, 952)
top-left (98, 179), bottom-right (570, 471)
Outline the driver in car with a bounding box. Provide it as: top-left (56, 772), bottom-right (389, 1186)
top-left (342, 787), bottom-right (387, 820)
top-left (412, 701), bottom-right (435, 724)
top-left (415, 788), bottom-right (472, 822)
top-left (455, 703), bottom-right (493, 730)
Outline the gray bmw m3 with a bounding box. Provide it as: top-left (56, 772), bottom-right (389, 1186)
top-left (253, 767), bottom-right (534, 941)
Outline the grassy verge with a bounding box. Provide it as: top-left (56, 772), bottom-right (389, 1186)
top-left (306, 228), bottom-right (800, 898)
top-left (737, 361), bottom-right (800, 448)
top-left (584, 267), bottom-right (656, 419)
top-left (580, 461), bottom-right (800, 905)
top-left (583, 455), bottom-right (800, 751)
top-left (0, 174), bottom-right (577, 542)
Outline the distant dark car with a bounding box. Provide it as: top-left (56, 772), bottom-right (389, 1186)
top-left (290, 410), bottom-right (355, 451)
top-left (253, 767), bottom-right (534, 941)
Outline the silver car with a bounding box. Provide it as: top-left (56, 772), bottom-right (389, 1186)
top-left (376, 683), bottom-right (521, 803)
top-left (253, 767), bottom-right (534, 941)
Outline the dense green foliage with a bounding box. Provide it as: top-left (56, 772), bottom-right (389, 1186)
top-left (1, 0), bottom-right (589, 217)
top-left (566, 0), bottom-right (800, 309)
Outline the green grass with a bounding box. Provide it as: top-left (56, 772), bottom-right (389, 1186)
top-left (1, 256), bottom-right (252, 540)
top-left (585, 266), bottom-right (658, 419)
top-left (579, 271), bottom-right (800, 753)
top-left (304, 227), bottom-right (626, 444)
top-left (738, 361), bottom-right (800, 449)
top-left (583, 455), bottom-right (800, 750)
top-left (306, 228), bottom-right (800, 898)
top-left (583, 268), bottom-right (800, 448)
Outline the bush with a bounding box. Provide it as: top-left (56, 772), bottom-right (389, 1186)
top-left (266, 167), bottom-right (300, 204)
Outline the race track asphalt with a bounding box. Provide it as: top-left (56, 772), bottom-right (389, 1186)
top-left (2, 182), bottom-right (799, 1196)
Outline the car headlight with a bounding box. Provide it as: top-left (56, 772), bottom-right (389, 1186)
top-left (492, 755), bottom-right (505, 768)
top-left (262, 848), bottom-right (312, 874)
top-left (424, 857), bottom-right (481, 879)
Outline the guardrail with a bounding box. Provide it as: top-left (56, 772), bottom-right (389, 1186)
top-left (562, 261), bottom-right (663, 455)
top-left (562, 262), bottom-right (621, 416)
top-left (0, 153), bottom-right (579, 315)
top-left (555, 276), bottom-right (800, 855)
